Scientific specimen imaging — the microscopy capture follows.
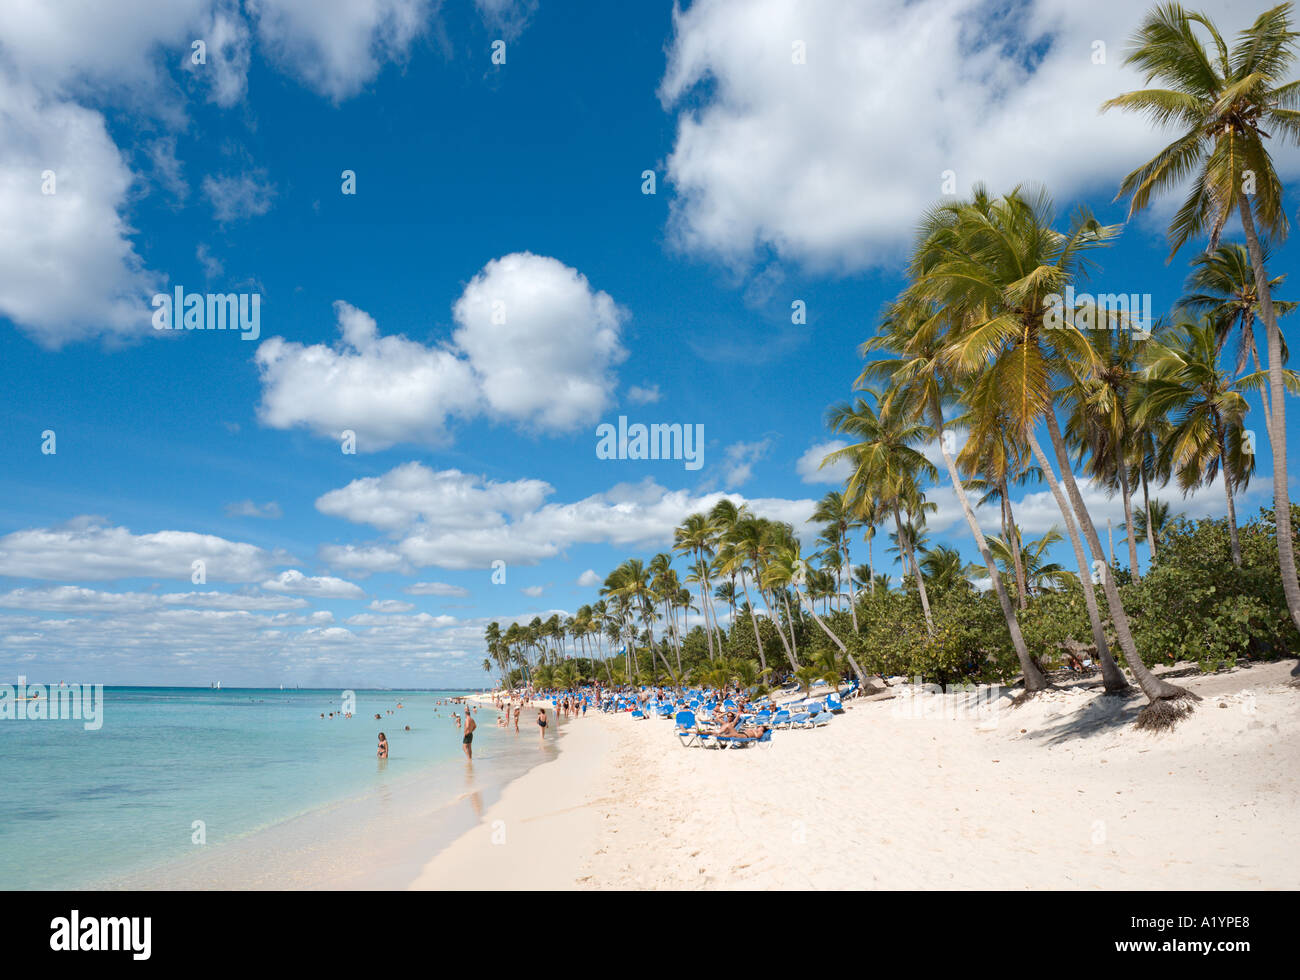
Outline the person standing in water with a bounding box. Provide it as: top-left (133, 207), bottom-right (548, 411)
top-left (462, 706), bottom-right (476, 760)
top-left (537, 707), bottom-right (547, 744)
top-left (377, 733), bottom-right (389, 759)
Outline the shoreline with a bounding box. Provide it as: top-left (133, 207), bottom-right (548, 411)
top-left (408, 695), bottom-right (615, 889)
top-left (412, 662), bottom-right (1300, 889)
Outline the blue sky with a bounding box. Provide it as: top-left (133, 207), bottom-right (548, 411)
top-left (1, 0), bottom-right (1296, 687)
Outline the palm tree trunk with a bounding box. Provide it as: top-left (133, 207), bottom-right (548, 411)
top-left (1042, 413), bottom-right (1189, 703)
top-left (1002, 479), bottom-right (1030, 609)
top-left (1238, 192), bottom-right (1300, 633)
top-left (764, 586), bottom-right (799, 670)
top-left (1221, 448), bottom-right (1243, 567)
top-left (1115, 446), bottom-right (1141, 582)
top-left (867, 532), bottom-right (875, 594)
top-left (781, 591), bottom-right (799, 662)
top-left (842, 536), bottom-right (860, 632)
top-left (738, 569), bottom-right (768, 673)
top-left (1027, 429), bottom-right (1130, 693)
top-left (935, 410), bottom-right (1045, 690)
top-left (894, 505), bottom-right (934, 634)
top-left (1141, 468), bottom-right (1157, 566)
top-left (795, 582), bottom-right (879, 693)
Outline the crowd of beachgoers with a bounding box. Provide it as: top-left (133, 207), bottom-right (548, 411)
top-left (490, 675), bottom-right (857, 750)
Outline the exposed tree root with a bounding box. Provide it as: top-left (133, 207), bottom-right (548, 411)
top-left (1134, 691), bottom-right (1200, 732)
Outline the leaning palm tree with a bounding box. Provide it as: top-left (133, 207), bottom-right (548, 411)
top-left (1060, 325), bottom-right (1149, 581)
top-left (1102, 1), bottom-right (1300, 631)
top-left (905, 186), bottom-right (1137, 695)
top-left (907, 185), bottom-right (1179, 707)
top-left (862, 299), bottom-right (1047, 691)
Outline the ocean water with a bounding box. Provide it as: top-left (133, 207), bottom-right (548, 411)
top-left (0, 687), bottom-right (559, 890)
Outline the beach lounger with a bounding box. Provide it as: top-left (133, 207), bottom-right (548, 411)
top-left (715, 728), bottom-right (774, 749)
top-left (674, 710), bottom-right (698, 746)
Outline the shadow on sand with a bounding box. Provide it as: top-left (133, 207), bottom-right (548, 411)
top-left (1022, 687), bottom-right (1144, 746)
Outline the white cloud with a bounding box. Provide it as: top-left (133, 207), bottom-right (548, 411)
top-left (248, 0), bottom-right (428, 101)
top-left (576, 569), bottom-right (601, 587)
top-left (474, 0), bottom-right (538, 42)
top-left (520, 585), bottom-right (544, 597)
top-left (796, 439), bottom-right (851, 484)
top-left (404, 581), bottom-right (471, 597)
top-left (0, 80), bottom-right (158, 347)
top-left (0, 517), bottom-right (283, 582)
top-left (368, 598), bottom-right (414, 612)
top-left (202, 170), bottom-right (276, 222)
top-left (316, 462), bottom-right (550, 532)
top-left (316, 464), bottom-right (821, 570)
top-left (658, 0), bottom-right (1290, 273)
top-left (451, 252), bottom-right (627, 433)
top-left (255, 301), bottom-right (480, 449)
top-left (224, 499), bottom-right (283, 519)
top-left (257, 253), bottom-right (625, 449)
top-left (193, 0), bottom-right (252, 106)
top-left (627, 384), bottom-right (661, 405)
top-left (720, 439), bottom-right (771, 487)
top-left (0, 585), bottom-right (307, 612)
top-left (261, 569), bottom-right (366, 598)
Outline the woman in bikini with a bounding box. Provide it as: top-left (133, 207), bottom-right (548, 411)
top-left (537, 707), bottom-right (547, 743)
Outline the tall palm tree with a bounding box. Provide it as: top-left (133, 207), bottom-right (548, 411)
top-left (862, 299), bottom-right (1048, 691)
top-left (824, 396), bottom-right (939, 635)
top-left (811, 490), bottom-right (864, 631)
top-left (674, 512), bottom-right (721, 660)
top-left (905, 185), bottom-right (1161, 701)
top-left (1060, 325), bottom-right (1148, 580)
top-left (1102, 1), bottom-right (1300, 632)
top-left (1180, 242), bottom-right (1293, 437)
top-left (1138, 318), bottom-right (1296, 565)
top-left (717, 514), bottom-right (776, 673)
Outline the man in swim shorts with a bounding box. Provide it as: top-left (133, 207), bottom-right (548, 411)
top-left (462, 706), bottom-right (476, 760)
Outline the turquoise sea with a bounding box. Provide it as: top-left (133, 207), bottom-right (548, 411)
top-left (0, 687), bottom-right (559, 889)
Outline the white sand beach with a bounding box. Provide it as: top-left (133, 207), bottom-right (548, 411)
top-left (413, 662), bottom-right (1300, 889)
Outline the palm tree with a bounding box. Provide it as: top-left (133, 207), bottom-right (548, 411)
top-left (1138, 318), bottom-right (1296, 565)
top-left (861, 298), bottom-right (1047, 690)
top-left (917, 545), bottom-right (972, 592)
top-left (987, 527), bottom-right (1078, 594)
top-left (1061, 325), bottom-right (1148, 580)
top-left (1180, 242), bottom-right (1293, 439)
top-left (812, 490), bottom-right (863, 630)
top-left (824, 396), bottom-right (939, 635)
top-left (904, 185), bottom-right (1161, 701)
top-left (674, 512), bottom-right (721, 660)
top-left (718, 513), bottom-right (778, 673)
top-left (1126, 498), bottom-right (1178, 557)
top-left (1103, 2), bottom-right (1300, 632)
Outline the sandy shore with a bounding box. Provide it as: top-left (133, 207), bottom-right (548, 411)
top-left (412, 663), bottom-right (1300, 889)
